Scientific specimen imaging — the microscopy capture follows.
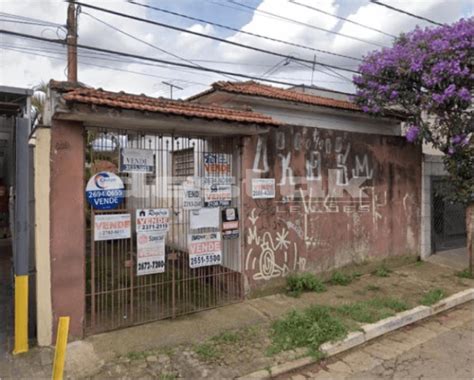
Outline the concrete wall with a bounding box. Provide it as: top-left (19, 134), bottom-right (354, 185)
top-left (242, 125), bottom-right (421, 293)
top-left (50, 120), bottom-right (85, 339)
top-left (34, 127), bottom-right (52, 346)
top-left (420, 155), bottom-right (447, 259)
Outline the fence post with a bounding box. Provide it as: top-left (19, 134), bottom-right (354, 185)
top-left (52, 316), bottom-right (70, 380)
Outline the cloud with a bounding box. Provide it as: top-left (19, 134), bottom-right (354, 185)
top-left (0, 0), bottom-right (471, 98)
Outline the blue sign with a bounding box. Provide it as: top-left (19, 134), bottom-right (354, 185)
top-left (86, 171), bottom-right (125, 210)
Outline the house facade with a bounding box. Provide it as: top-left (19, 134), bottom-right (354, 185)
top-left (31, 80), bottom-right (421, 346)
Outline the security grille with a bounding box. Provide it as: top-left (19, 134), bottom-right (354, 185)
top-left (432, 177), bottom-right (467, 252)
top-left (84, 127), bottom-right (243, 335)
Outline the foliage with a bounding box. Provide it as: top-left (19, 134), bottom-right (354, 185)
top-left (366, 285), bottom-right (381, 292)
top-left (372, 264), bottom-right (392, 277)
top-left (420, 288), bottom-right (445, 306)
top-left (334, 297), bottom-right (409, 323)
top-left (269, 305), bottom-right (347, 355)
top-left (194, 343), bottom-right (219, 360)
top-left (456, 268), bottom-right (474, 279)
top-left (329, 271), bottom-right (354, 286)
top-left (353, 18), bottom-right (474, 204)
top-left (286, 272), bottom-right (327, 297)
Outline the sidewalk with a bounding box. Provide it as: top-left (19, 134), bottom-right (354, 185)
top-left (1, 259), bottom-right (473, 379)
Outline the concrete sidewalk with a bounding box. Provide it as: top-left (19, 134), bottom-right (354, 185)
top-left (1, 259), bottom-right (473, 379)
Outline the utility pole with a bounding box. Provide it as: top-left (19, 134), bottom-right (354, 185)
top-left (67, 3), bottom-right (78, 82)
top-left (162, 81), bottom-right (183, 100)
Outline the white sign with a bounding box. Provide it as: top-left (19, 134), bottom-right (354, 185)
top-left (94, 214), bottom-right (131, 241)
top-left (188, 232), bottom-right (222, 268)
top-left (204, 184), bottom-right (232, 207)
top-left (183, 185), bottom-right (202, 210)
top-left (251, 178), bottom-right (276, 199)
top-left (137, 230), bottom-right (165, 276)
top-left (120, 148), bottom-right (154, 173)
top-left (136, 209), bottom-right (169, 233)
top-left (190, 207), bottom-right (220, 229)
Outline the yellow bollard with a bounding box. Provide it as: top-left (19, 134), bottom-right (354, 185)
top-left (52, 317), bottom-right (70, 380)
top-left (13, 275), bottom-right (29, 355)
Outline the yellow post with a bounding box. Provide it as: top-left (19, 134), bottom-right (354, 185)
top-left (52, 317), bottom-right (70, 380)
top-left (13, 275), bottom-right (29, 355)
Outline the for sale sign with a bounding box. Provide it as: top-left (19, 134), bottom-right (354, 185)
top-left (188, 232), bottom-right (222, 268)
top-left (251, 178), bottom-right (276, 199)
top-left (204, 184), bottom-right (232, 207)
top-left (120, 148), bottom-right (154, 173)
top-left (94, 213), bottom-right (131, 241)
top-left (204, 153), bottom-right (231, 177)
top-left (136, 209), bottom-right (169, 233)
top-left (137, 230), bottom-right (165, 276)
top-left (183, 185), bottom-right (202, 210)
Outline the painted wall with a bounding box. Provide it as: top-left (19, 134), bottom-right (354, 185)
top-left (50, 120), bottom-right (85, 339)
top-left (242, 125), bottom-right (421, 293)
top-left (34, 127), bottom-right (52, 346)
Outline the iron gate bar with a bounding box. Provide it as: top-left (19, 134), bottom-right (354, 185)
top-left (84, 127), bottom-right (243, 334)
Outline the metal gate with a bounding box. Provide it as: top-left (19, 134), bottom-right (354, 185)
top-left (85, 127), bottom-right (243, 334)
top-left (432, 177), bottom-right (467, 252)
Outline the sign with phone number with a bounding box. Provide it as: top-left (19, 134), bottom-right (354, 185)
top-left (188, 232), bottom-right (222, 269)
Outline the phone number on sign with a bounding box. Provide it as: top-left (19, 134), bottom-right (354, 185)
top-left (190, 254), bottom-right (222, 268)
top-left (138, 260), bottom-right (165, 271)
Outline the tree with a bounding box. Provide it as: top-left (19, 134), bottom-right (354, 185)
top-left (352, 18), bottom-right (473, 273)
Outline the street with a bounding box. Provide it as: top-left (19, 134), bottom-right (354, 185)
top-left (285, 302), bottom-right (474, 380)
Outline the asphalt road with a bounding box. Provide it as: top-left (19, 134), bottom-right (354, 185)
top-left (285, 302), bottom-right (474, 380)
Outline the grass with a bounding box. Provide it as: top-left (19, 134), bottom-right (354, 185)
top-left (286, 272), bottom-right (327, 297)
top-left (159, 374), bottom-right (176, 380)
top-left (420, 288), bottom-right (445, 306)
top-left (334, 297), bottom-right (409, 323)
top-left (372, 264), bottom-right (392, 278)
top-left (366, 285), bottom-right (381, 292)
top-left (329, 271), bottom-right (354, 286)
top-left (126, 350), bottom-right (152, 360)
top-left (455, 269), bottom-right (474, 279)
top-left (194, 343), bottom-right (219, 360)
top-left (269, 305), bottom-right (347, 356)
top-left (211, 330), bottom-right (240, 344)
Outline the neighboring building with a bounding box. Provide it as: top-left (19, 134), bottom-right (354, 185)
top-left (0, 86), bottom-right (34, 355)
top-left (29, 80), bottom-right (421, 345)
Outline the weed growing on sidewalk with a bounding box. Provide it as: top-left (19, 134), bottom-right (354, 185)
top-left (286, 273), bottom-right (327, 297)
top-left (195, 343), bottom-right (219, 360)
top-left (420, 288), bottom-right (445, 306)
top-left (269, 305), bottom-right (347, 356)
top-left (455, 269), bottom-right (474, 279)
top-left (334, 297), bottom-right (408, 323)
top-left (372, 264), bottom-right (392, 277)
top-left (329, 271), bottom-right (354, 286)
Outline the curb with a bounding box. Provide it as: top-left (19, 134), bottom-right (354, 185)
top-left (238, 288), bottom-right (474, 380)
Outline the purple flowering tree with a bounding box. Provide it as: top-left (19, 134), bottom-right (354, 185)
top-left (353, 18), bottom-right (473, 273)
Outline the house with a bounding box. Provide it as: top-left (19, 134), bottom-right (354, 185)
top-left (28, 79), bottom-right (421, 347)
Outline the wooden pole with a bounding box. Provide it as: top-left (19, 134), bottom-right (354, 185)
top-left (67, 3), bottom-right (77, 82)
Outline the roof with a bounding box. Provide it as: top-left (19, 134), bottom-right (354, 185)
top-left (51, 81), bottom-right (280, 126)
top-left (188, 81), bottom-right (361, 112)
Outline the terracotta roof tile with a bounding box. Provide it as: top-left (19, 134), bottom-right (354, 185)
top-left (58, 84), bottom-right (280, 126)
top-left (194, 81), bottom-right (361, 112)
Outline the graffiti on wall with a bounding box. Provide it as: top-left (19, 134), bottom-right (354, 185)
top-left (245, 208), bottom-right (306, 281)
top-left (245, 127), bottom-right (397, 282)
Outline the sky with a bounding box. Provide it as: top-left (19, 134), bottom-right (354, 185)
top-left (0, 0), bottom-right (472, 99)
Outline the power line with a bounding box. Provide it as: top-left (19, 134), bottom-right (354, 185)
top-left (81, 11), bottom-right (237, 81)
top-left (369, 1), bottom-right (443, 26)
top-left (288, 0), bottom-right (397, 38)
top-left (0, 29), bottom-right (356, 88)
top-left (126, 0), bottom-right (362, 62)
top-left (0, 44), bottom-right (210, 87)
top-left (68, 1), bottom-right (360, 74)
top-left (225, 0), bottom-right (387, 47)
top-left (0, 12), bottom-right (65, 28)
